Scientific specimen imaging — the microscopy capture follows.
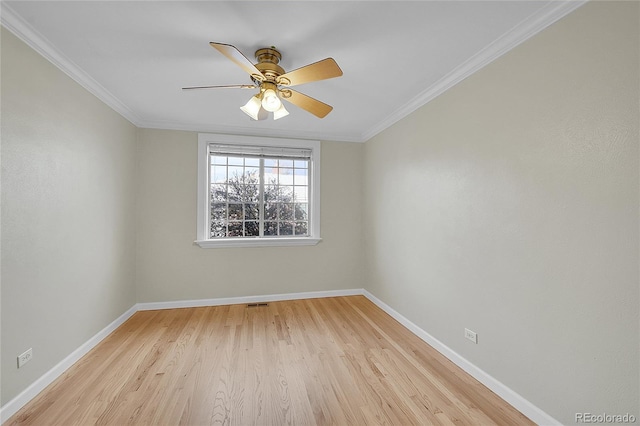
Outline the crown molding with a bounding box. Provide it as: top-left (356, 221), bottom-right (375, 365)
top-left (360, 0), bottom-right (588, 142)
top-left (0, 2), bottom-right (143, 126)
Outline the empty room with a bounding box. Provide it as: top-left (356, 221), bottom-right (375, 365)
top-left (1, 1), bottom-right (638, 425)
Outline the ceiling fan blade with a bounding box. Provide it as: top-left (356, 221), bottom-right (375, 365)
top-left (182, 84), bottom-right (256, 90)
top-left (281, 89), bottom-right (333, 118)
top-left (277, 58), bottom-right (342, 87)
top-left (210, 42), bottom-right (264, 81)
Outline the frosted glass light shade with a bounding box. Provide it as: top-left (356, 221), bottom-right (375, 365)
top-left (261, 89), bottom-right (282, 112)
top-left (273, 103), bottom-right (289, 120)
top-left (240, 96), bottom-right (262, 120)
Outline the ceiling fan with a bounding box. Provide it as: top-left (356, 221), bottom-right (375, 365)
top-left (183, 42), bottom-right (343, 120)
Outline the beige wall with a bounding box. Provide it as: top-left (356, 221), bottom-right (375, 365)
top-left (1, 29), bottom-right (138, 405)
top-left (363, 2), bottom-right (639, 424)
top-left (135, 129), bottom-right (363, 302)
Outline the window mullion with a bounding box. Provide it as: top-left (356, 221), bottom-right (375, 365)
top-left (259, 158), bottom-right (265, 237)
top-left (208, 153), bottom-right (212, 239)
top-left (225, 160), bottom-right (230, 238)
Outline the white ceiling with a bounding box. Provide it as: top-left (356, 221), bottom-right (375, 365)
top-left (2, 1), bottom-right (584, 142)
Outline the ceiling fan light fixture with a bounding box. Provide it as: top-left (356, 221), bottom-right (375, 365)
top-left (191, 43), bottom-right (343, 120)
top-left (261, 88), bottom-right (281, 112)
top-left (273, 103), bottom-right (289, 120)
top-left (240, 95), bottom-right (262, 120)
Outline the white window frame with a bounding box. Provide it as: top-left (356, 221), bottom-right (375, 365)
top-left (195, 133), bottom-right (321, 248)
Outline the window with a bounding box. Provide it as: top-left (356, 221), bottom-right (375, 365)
top-left (195, 134), bottom-right (321, 248)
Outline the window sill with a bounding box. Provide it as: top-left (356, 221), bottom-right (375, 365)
top-left (194, 237), bottom-right (322, 249)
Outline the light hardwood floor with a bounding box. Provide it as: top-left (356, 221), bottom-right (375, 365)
top-left (7, 296), bottom-right (533, 425)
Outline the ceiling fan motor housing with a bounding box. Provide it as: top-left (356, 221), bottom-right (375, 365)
top-left (254, 48), bottom-right (285, 80)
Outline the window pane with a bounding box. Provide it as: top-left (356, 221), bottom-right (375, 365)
top-left (294, 186), bottom-right (308, 202)
top-left (228, 156), bottom-right (244, 166)
top-left (279, 222), bottom-right (294, 235)
top-left (211, 155), bottom-right (227, 165)
top-left (233, 184), bottom-right (258, 203)
top-left (264, 221), bottom-right (278, 236)
top-left (245, 221), bottom-right (259, 236)
top-left (228, 203), bottom-right (242, 220)
top-left (278, 168), bottom-right (294, 185)
top-left (245, 157), bottom-right (259, 167)
top-left (228, 222), bottom-right (243, 236)
top-left (294, 160), bottom-right (308, 169)
top-left (264, 168), bottom-right (278, 185)
top-left (243, 167), bottom-right (260, 183)
top-left (264, 203), bottom-right (277, 220)
top-left (211, 203), bottom-right (227, 221)
top-left (228, 166), bottom-right (244, 179)
top-left (279, 186), bottom-right (294, 202)
top-left (227, 183), bottom-right (241, 202)
top-left (264, 184), bottom-right (278, 203)
top-left (293, 168), bottom-right (308, 185)
top-left (210, 221), bottom-right (226, 238)
top-left (264, 159), bottom-right (278, 168)
top-left (211, 184), bottom-right (227, 202)
top-left (295, 222), bottom-right (308, 236)
top-left (279, 159), bottom-right (293, 168)
top-left (279, 203), bottom-right (294, 221)
top-left (211, 165), bottom-right (227, 183)
top-left (295, 203), bottom-right (308, 221)
top-left (244, 203), bottom-right (258, 220)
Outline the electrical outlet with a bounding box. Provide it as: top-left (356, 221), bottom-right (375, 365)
top-left (17, 348), bottom-right (33, 368)
top-left (464, 328), bottom-right (478, 344)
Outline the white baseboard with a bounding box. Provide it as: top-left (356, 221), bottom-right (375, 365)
top-left (361, 289), bottom-right (560, 426)
top-left (2, 288), bottom-right (557, 426)
top-left (135, 288), bottom-right (364, 311)
top-left (0, 305), bottom-right (138, 423)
